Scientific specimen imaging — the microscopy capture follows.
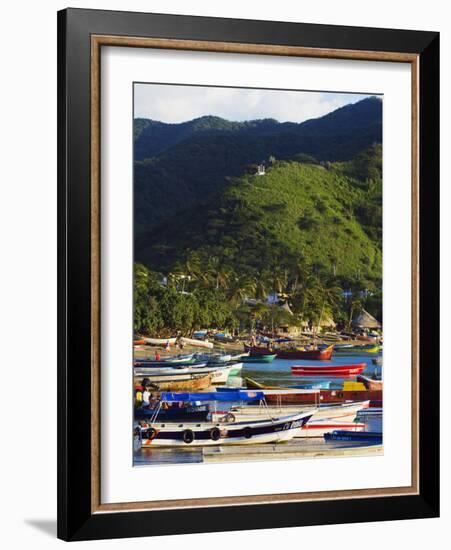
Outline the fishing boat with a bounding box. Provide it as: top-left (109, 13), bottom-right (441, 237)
top-left (180, 337), bottom-right (214, 349)
top-left (134, 373), bottom-right (213, 392)
top-left (324, 430), bottom-right (382, 444)
top-left (291, 363), bottom-right (366, 377)
top-left (135, 403), bottom-right (210, 422)
top-left (297, 420), bottom-right (366, 438)
top-left (245, 377), bottom-right (382, 405)
top-left (293, 381), bottom-right (331, 390)
top-left (134, 364), bottom-right (210, 377)
top-left (356, 374), bottom-right (383, 391)
top-left (134, 355), bottom-right (197, 368)
top-left (134, 363), bottom-right (232, 385)
top-left (242, 354), bottom-right (277, 363)
top-left (243, 345), bottom-right (275, 356)
top-left (276, 345), bottom-right (334, 360)
top-left (142, 336), bottom-right (214, 349)
top-left (311, 400), bottom-right (370, 420)
top-left (143, 337), bottom-right (177, 346)
top-left (227, 362), bottom-right (243, 376)
top-left (206, 354), bottom-right (232, 364)
top-left (355, 408), bottom-right (383, 419)
top-left (133, 339), bottom-right (147, 346)
top-left (216, 399), bottom-right (369, 424)
top-left (334, 345), bottom-right (380, 355)
top-left (139, 391), bottom-right (315, 447)
top-left (243, 344), bottom-right (333, 360)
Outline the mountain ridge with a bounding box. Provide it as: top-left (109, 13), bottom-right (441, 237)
top-left (134, 96), bottom-right (382, 161)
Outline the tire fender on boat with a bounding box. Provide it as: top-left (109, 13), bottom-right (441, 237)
top-left (182, 429), bottom-right (195, 444)
top-left (243, 427), bottom-right (253, 439)
top-left (210, 427), bottom-right (221, 441)
top-left (145, 427), bottom-right (157, 440)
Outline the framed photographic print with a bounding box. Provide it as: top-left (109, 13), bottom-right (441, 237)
top-left (57, 8), bottom-right (439, 541)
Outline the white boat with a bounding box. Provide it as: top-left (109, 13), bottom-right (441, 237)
top-left (142, 337), bottom-right (214, 349)
top-left (135, 362), bottom-right (233, 385)
top-left (210, 365), bottom-right (233, 384)
top-left (312, 401), bottom-right (370, 421)
top-left (143, 337), bottom-right (177, 346)
top-left (214, 400), bottom-right (370, 423)
top-left (137, 391), bottom-right (316, 447)
top-left (134, 364), bottom-right (210, 379)
top-left (180, 337), bottom-right (214, 349)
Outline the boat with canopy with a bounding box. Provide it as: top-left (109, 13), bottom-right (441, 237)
top-left (137, 391), bottom-right (315, 447)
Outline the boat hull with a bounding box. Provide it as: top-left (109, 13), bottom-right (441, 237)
top-left (297, 420), bottom-right (366, 438)
top-left (242, 354), bottom-right (277, 363)
top-left (335, 346), bottom-right (380, 355)
top-left (357, 374), bottom-right (383, 391)
top-left (135, 373), bottom-right (212, 391)
top-left (244, 377), bottom-right (382, 404)
top-left (244, 344), bottom-right (333, 360)
top-left (140, 411), bottom-right (314, 447)
top-left (226, 401), bottom-right (369, 424)
top-left (324, 430), bottom-right (382, 444)
top-left (277, 347), bottom-right (333, 360)
top-left (291, 363), bottom-right (366, 376)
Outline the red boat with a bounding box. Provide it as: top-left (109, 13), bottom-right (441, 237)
top-left (244, 344), bottom-right (334, 360)
top-left (245, 377), bottom-right (382, 405)
top-left (291, 363), bottom-right (366, 376)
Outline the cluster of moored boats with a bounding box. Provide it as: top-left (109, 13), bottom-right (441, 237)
top-left (133, 340), bottom-right (383, 451)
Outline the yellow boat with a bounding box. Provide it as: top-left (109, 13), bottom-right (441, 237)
top-left (335, 346), bottom-right (380, 354)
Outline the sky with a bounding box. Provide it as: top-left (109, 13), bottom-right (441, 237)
top-left (134, 83), bottom-right (376, 124)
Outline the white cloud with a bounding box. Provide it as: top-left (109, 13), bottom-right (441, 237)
top-left (134, 83), bottom-right (375, 124)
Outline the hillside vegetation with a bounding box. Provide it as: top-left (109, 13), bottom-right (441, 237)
top-left (134, 97), bottom-right (382, 235)
top-left (133, 97), bottom-right (383, 335)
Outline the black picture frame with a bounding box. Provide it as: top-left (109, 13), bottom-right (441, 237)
top-left (57, 7), bottom-right (439, 541)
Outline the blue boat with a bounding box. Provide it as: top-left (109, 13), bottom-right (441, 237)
top-left (324, 430), bottom-right (382, 444)
top-left (292, 381), bottom-right (331, 390)
top-left (160, 390), bottom-right (265, 402)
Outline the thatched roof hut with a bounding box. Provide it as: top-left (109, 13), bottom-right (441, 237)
top-left (352, 309), bottom-right (382, 329)
top-left (318, 313), bottom-right (336, 328)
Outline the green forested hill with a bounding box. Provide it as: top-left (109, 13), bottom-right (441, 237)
top-left (133, 98), bottom-right (383, 334)
top-left (136, 149), bottom-right (382, 285)
top-left (134, 97), bottom-right (382, 235)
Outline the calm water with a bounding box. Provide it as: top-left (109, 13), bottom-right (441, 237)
top-left (134, 351), bottom-right (383, 466)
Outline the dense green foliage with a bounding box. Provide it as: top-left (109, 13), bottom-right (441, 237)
top-left (133, 98), bottom-right (383, 335)
top-left (134, 97), bottom-right (382, 235)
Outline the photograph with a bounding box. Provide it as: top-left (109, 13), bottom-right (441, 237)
top-left (132, 83), bottom-right (384, 466)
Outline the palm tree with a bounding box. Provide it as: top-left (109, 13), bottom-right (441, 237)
top-left (268, 266), bottom-right (288, 299)
top-left (316, 279), bottom-right (342, 332)
top-left (348, 295), bottom-right (363, 331)
top-left (207, 256), bottom-right (232, 290)
top-left (134, 263), bottom-right (150, 293)
top-left (227, 276), bottom-right (257, 306)
top-left (254, 276), bottom-right (269, 302)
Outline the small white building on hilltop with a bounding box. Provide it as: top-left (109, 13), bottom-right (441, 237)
top-left (255, 163), bottom-right (266, 176)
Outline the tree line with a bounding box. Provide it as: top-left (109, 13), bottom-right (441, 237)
top-left (134, 256), bottom-right (381, 337)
